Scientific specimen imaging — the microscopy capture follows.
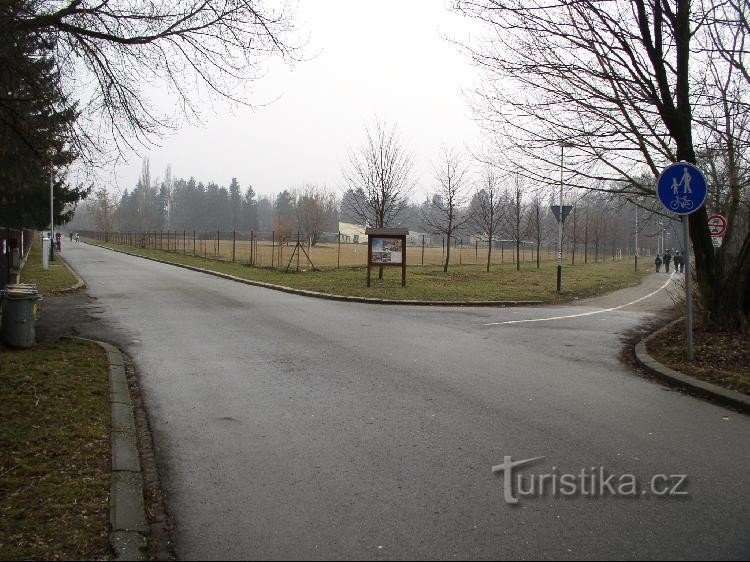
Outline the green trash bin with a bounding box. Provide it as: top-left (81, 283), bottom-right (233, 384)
top-left (1, 284), bottom-right (41, 348)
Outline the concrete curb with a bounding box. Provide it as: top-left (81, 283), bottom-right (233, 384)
top-left (634, 318), bottom-right (750, 414)
top-left (55, 253), bottom-right (86, 292)
top-left (77, 338), bottom-right (148, 560)
top-left (83, 242), bottom-right (544, 307)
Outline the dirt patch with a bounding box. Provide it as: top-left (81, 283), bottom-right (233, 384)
top-left (647, 318), bottom-right (750, 395)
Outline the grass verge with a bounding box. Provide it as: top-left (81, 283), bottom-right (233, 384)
top-left (0, 339), bottom-right (111, 560)
top-left (86, 239), bottom-right (650, 302)
top-left (1, 232), bottom-right (111, 560)
top-left (646, 318), bottom-right (750, 395)
top-left (19, 238), bottom-right (79, 294)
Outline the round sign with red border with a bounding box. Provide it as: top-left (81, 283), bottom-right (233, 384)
top-left (707, 214), bottom-right (727, 237)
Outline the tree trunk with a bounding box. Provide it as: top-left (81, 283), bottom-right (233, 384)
top-left (487, 234), bottom-right (492, 273)
top-left (444, 234), bottom-right (451, 273)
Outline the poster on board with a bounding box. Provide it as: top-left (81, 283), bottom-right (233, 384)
top-left (370, 237), bottom-right (403, 264)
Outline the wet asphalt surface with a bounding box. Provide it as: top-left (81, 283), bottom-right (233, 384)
top-left (40, 243), bottom-right (750, 560)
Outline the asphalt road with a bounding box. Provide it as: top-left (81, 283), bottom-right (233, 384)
top-left (60, 243), bottom-right (749, 560)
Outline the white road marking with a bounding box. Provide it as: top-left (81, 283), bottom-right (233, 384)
top-left (483, 273), bottom-right (676, 326)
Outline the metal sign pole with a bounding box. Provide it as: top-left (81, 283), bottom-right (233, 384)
top-left (683, 216), bottom-right (694, 360)
top-left (656, 161), bottom-right (707, 362)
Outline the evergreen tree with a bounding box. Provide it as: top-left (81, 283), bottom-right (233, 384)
top-left (242, 186), bottom-right (258, 231)
top-left (0, 4), bottom-right (85, 227)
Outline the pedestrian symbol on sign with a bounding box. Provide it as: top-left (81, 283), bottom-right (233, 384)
top-left (656, 162), bottom-right (708, 216)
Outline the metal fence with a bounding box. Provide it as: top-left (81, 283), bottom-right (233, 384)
top-left (1, 228), bottom-right (34, 288)
top-left (81, 229), bottom-right (563, 270)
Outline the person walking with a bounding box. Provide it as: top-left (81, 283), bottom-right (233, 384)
top-left (655, 254), bottom-right (662, 273)
top-left (674, 251), bottom-right (682, 274)
top-left (663, 250), bottom-right (672, 273)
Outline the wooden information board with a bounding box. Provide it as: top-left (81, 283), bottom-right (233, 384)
top-left (365, 228), bottom-right (408, 287)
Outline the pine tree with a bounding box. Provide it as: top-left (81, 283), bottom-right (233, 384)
top-left (0, 4), bottom-right (85, 227)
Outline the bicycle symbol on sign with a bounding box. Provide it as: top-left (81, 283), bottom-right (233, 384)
top-left (670, 195), bottom-right (694, 211)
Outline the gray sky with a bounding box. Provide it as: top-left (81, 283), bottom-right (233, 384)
top-left (106, 0), bottom-right (484, 202)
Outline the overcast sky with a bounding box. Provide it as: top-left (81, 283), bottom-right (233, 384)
top-left (104, 0), bottom-right (484, 202)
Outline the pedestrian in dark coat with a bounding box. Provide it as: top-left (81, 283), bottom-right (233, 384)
top-left (663, 251), bottom-right (672, 273)
top-left (655, 255), bottom-right (662, 272)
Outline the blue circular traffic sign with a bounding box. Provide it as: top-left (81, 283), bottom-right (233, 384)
top-left (656, 162), bottom-right (708, 215)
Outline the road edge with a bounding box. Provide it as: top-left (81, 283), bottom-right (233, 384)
top-left (55, 253), bottom-right (86, 292)
top-left (76, 337), bottom-right (148, 560)
top-left (634, 318), bottom-right (750, 413)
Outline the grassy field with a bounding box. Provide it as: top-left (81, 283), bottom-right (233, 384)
top-left (87, 238), bottom-right (651, 302)
top-left (1, 236), bottom-right (111, 560)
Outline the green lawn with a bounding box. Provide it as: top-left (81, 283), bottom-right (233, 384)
top-left (0, 339), bottom-right (111, 561)
top-left (19, 237), bottom-right (79, 293)
top-left (87, 239), bottom-right (651, 302)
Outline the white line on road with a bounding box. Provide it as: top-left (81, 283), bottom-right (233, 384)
top-left (483, 273), bottom-right (676, 326)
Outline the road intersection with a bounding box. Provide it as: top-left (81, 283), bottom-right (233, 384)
top-left (57, 242), bottom-right (748, 560)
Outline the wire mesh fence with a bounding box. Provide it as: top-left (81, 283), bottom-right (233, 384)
top-left (82, 229), bottom-right (570, 270)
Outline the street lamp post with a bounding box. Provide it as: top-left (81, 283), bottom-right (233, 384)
top-left (49, 163), bottom-right (55, 262)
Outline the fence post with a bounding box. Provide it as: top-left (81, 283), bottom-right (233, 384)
top-left (422, 235), bottom-right (425, 266)
top-left (271, 231), bottom-right (275, 268)
top-left (337, 231), bottom-right (341, 269)
top-left (232, 230), bottom-right (236, 262)
top-left (193, 230), bottom-right (196, 256)
top-left (216, 229), bottom-right (220, 257)
top-left (250, 231), bottom-right (254, 265)
top-left (296, 231), bottom-right (300, 271)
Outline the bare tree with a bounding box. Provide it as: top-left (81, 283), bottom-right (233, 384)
top-left (342, 118), bottom-right (416, 231)
top-left (526, 195), bottom-right (546, 269)
top-left (423, 147), bottom-right (472, 272)
top-left (506, 174), bottom-right (526, 271)
top-left (294, 185), bottom-right (338, 246)
top-left (457, 0), bottom-right (750, 328)
top-left (5, 0), bottom-right (300, 161)
top-left (92, 187), bottom-right (119, 241)
top-left (469, 165), bottom-right (505, 271)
